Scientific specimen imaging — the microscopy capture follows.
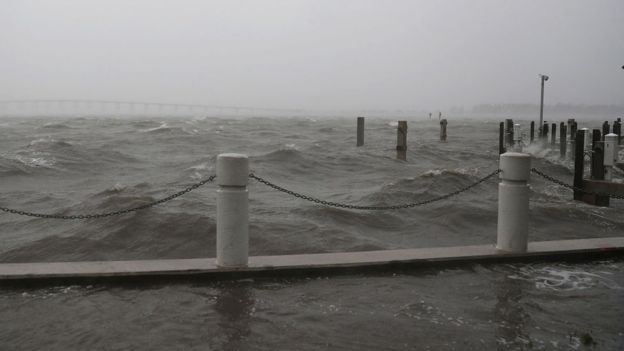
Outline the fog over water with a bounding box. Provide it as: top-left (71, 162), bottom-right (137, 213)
top-left (1, 0), bottom-right (624, 112)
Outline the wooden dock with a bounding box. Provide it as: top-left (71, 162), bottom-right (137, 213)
top-left (1, 237), bottom-right (623, 286)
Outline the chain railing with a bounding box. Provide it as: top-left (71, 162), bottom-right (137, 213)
top-left (3, 166), bottom-right (618, 219)
top-left (530, 168), bottom-right (624, 200)
top-left (0, 175), bottom-right (216, 219)
top-left (249, 169), bottom-right (501, 210)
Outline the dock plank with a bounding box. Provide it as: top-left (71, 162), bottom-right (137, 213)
top-left (1, 237), bottom-right (622, 283)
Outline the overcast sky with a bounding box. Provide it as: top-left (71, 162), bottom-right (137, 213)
top-left (1, 0), bottom-right (623, 111)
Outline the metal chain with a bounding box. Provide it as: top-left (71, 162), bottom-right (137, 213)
top-left (0, 175), bottom-right (216, 219)
top-left (249, 169), bottom-right (501, 210)
top-left (530, 168), bottom-right (624, 199)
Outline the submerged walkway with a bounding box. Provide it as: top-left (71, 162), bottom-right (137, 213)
top-left (1, 237), bottom-right (623, 285)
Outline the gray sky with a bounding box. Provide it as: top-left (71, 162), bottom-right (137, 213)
top-left (1, 0), bottom-right (623, 111)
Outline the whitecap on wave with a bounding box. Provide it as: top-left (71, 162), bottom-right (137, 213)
top-left (508, 264), bottom-right (622, 291)
top-left (140, 122), bottom-right (169, 133)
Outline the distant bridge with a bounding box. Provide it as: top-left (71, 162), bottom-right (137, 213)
top-left (0, 99), bottom-right (304, 117)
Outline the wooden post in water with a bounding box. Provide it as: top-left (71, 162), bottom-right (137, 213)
top-left (542, 122), bottom-right (549, 145)
top-left (570, 121), bottom-right (578, 160)
top-left (396, 121), bottom-right (407, 161)
top-left (551, 123), bottom-right (557, 146)
top-left (356, 117), bottom-right (365, 147)
top-left (530, 121), bottom-right (535, 143)
top-left (573, 129), bottom-right (585, 201)
top-left (499, 122), bottom-right (506, 155)
top-left (614, 119), bottom-right (622, 144)
top-left (590, 130), bottom-right (609, 206)
top-left (591, 130), bottom-right (604, 179)
top-left (602, 121), bottom-right (610, 140)
top-left (504, 119), bottom-right (514, 149)
top-left (440, 119), bottom-right (448, 142)
top-left (560, 124), bottom-right (567, 158)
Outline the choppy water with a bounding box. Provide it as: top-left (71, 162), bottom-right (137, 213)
top-left (0, 115), bottom-right (623, 350)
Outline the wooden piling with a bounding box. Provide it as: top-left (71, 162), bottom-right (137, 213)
top-left (551, 123), bottom-right (557, 146)
top-left (570, 121), bottom-right (577, 160)
top-left (396, 121), bottom-right (407, 161)
top-left (504, 119), bottom-right (514, 148)
top-left (440, 119), bottom-right (447, 142)
top-left (589, 130), bottom-right (609, 206)
top-left (602, 121), bottom-right (610, 140)
top-left (560, 124), bottom-right (567, 158)
top-left (356, 117), bottom-right (365, 147)
top-left (573, 129), bottom-right (585, 201)
top-left (567, 118), bottom-right (575, 137)
top-left (530, 121), bottom-right (535, 143)
top-left (499, 122), bottom-right (506, 155)
top-left (542, 122), bottom-right (549, 144)
top-left (591, 130), bottom-right (604, 179)
top-left (614, 119), bottom-right (622, 144)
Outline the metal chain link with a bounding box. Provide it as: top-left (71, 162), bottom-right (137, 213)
top-left (249, 170), bottom-right (501, 210)
top-left (0, 175), bottom-right (216, 219)
top-left (530, 168), bottom-right (624, 199)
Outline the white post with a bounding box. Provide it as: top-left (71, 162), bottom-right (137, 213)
top-left (497, 152), bottom-right (531, 253)
top-left (604, 133), bottom-right (618, 181)
top-left (216, 153), bottom-right (249, 267)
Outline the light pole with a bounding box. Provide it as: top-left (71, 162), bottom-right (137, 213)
top-left (538, 74), bottom-right (549, 138)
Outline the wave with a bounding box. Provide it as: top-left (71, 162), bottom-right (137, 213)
top-left (0, 155), bottom-right (42, 175)
top-left (138, 122), bottom-right (199, 135)
top-left (140, 122), bottom-right (171, 133)
top-left (41, 122), bottom-right (73, 129)
top-left (508, 264), bottom-right (622, 291)
top-left (255, 148), bottom-right (306, 163)
top-left (10, 137), bottom-right (139, 172)
top-left (0, 211), bottom-right (216, 262)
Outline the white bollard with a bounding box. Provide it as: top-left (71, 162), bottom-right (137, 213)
top-left (604, 133), bottom-right (618, 181)
top-left (497, 152), bottom-right (531, 253)
top-left (216, 153), bottom-right (249, 267)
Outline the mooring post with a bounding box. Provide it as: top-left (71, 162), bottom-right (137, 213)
top-left (614, 119), bottom-right (622, 144)
top-left (505, 119), bottom-right (514, 149)
top-left (570, 121), bottom-right (578, 160)
top-left (602, 121), bottom-right (610, 140)
top-left (573, 129), bottom-right (585, 201)
top-left (582, 127), bottom-right (591, 153)
top-left (560, 124), bottom-right (567, 159)
top-left (513, 123), bottom-right (522, 151)
top-left (496, 152), bottom-right (531, 253)
top-left (529, 121), bottom-right (535, 143)
top-left (590, 129), bottom-right (609, 206)
top-left (440, 119), bottom-right (447, 142)
top-left (542, 122), bottom-right (549, 146)
top-left (356, 117), bottom-right (365, 147)
top-left (551, 123), bottom-right (557, 146)
top-left (604, 133), bottom-right (618, 181)
top-left (499, 122), bottom-right (506, 155)
top-left (591, 130), bottom-right (604, 180)
top-left (396, 121), bottom-right (407, 160)
top-left (216, 153), bottom-right (249, 267)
